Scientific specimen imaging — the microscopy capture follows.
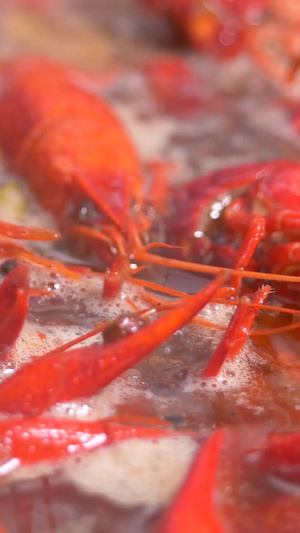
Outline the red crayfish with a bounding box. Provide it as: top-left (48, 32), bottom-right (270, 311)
top-left (0, 56), bottom-right (145, 269)
top-left (164, 160), bottom-right (300, 277)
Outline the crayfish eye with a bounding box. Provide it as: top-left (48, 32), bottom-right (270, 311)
top-left (76, 201), bottom-right (100, 225)
top-left (64, 199), bottom-right (101, 227)
top-left (102, 315), bottom-right (147, 344)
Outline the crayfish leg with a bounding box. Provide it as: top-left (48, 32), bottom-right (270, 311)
top-left (157, 429), bottom-right (225, 533)
top-left (201, 285), bottom-right (271, 378)
top-left (103, 258), bottom-right (130, 299)
top-left (229, 215), bottom-right (265, 291)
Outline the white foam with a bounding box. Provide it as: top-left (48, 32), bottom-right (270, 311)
top-left (65, 435), bottom-right (197, 506)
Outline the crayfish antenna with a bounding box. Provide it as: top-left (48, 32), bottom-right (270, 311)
top-left (142, 242), bottom-right (183, 252)
top-left (134, 250), bottom-right (300, 285)
top-left (137, 215), bottom-right (265, 298)
top-left (201, 285), bottom-right (271, 378)
top-left (157, 430), bottom-right (225, 533)
top-left (0, 265), bottom-right (29, 362)
top-left (0, 273), bottom-right (226, 415)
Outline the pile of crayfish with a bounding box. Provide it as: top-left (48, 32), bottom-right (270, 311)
top-left (0, 54), bottom-right (300, 532)
top-left (145, 0), bottom-right (300, 84)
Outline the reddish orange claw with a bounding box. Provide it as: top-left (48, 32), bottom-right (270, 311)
top-left (158, 429), bottom-right (225, 533)
top-left (0, 265), bottom-right (29, 361)
top-left (0, 416), bottom-right (188, 472)
top-left (0, 274), bottom-right (226, 415)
